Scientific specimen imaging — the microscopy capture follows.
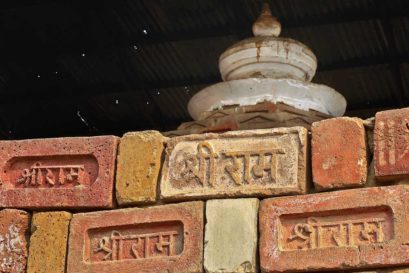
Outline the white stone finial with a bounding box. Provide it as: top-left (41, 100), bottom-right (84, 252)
top-left (252, 3), bottom-right (281, 37)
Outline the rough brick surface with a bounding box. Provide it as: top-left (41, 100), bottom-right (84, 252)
top-left (374, 108), bottom-right (409, 181)
top-left (259, 185), bottom-right (409, 272)
top-left (116, 131), bottom-right (165, 205)
top-left (0, 136), bottom-right (119, 209)
top-left (354, 268), bottom-right (409, 273)
top-left (0, 209), bottom-right (30, 273)
top-left (67, 201), bottom-right (204, 273)
top-left (27, 211), bottom-right (72, 273)
top-left (204, 198), bottom-right (259, 273)
top-left (312, 117), bottom-right (367, 190)
top-left (161, 127), bottom-right (308, 200)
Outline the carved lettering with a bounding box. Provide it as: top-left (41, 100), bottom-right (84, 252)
top-left (1, 154), bottom-right (99, 189)
top-left (94, 230), bottom-right (179, 261)
top-left (88, 220), bottom-right (184, 263)
top-left (179, 141), bottom-right (218, 187)
top-left (287, 217), bottom-right (385, 250)
top-left (224, 149), bottom-right (285, 185)
top-left (377, 118), bottom-right (409, 167)
top-left (177, 141), bottom-right (286, 187)
top-left (280, 208), bottom-right (393, 251)
top-left (16, 162), bottom-right (84, 187)
top-left (163, 128), bottom-right (307, 199)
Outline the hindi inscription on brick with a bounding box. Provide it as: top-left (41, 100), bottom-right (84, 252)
top-left (67, 202), bottom-right (204, 273)
top-left (161, 127), bottom-right (308, 200)
top-left (0, 136), bottom-right (118, 208)
top-left (260, 186), bottom-right (409, 272)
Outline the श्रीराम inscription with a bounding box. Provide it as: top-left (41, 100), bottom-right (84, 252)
top-left (260, 187), bottom-right (409, 272)
top-left (280, 208), bottom-right (393, 251)
top-left (286, 217), bottom-right (386, 250)
top-left (1, 154), bottom-right (99, 189)
top-left (0, 136), bottom-right (117, 209)
top-left (67, 202), bottom-right (203, 273)
top-left (87, 220), bottom-right (185, 263)
top-left (93, 230), bottom-right (180, 261)
top-left (16, 162), bottom-right (84, 187)
top-left (161, 128), bottom-right (308, 199)
top-left (178, 141), bottom-right (285, 187)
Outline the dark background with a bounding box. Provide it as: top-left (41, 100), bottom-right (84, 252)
top-left (0, 0), bottom-right (408, 139)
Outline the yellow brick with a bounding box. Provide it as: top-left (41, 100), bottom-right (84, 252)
top-left (27, 211), bottom-right (72, 273)
top-left (116, 130), bottom-right (165, 205)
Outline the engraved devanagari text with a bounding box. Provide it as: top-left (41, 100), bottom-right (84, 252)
top-left (2, 154), bottom-right (99, 189)
top-left (16, 162), bottom-right (84, 187)
top-left (88, 221), bottom-right (184, 262)
top-left (174, 140), bottom-right (287, 187)
top-left (280, 208), bottom-right (393, 251)
top-left (94, 230), bottom-right (179, 261)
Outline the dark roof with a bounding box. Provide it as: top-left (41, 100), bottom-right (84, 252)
top-left (0, 0), bottom-right (408, 139)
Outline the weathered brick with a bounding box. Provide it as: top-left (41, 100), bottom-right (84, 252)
top-left (0, 136), bottom-right (119, 209)
top-left (374, 108), bottom-right (409, 181)
top-left (350, 267), bottom-right (409, 273)
top-left (161, 127), bottom-right (308, 200)
top-left (312, 117), bottom-right (367, 190)
top-left (27, 211), bottom-right (72, 273)
top-left (116, 131), bottom-right (165, 205)
top-left (0, 209), bottom-right (30, 273)
top-left (67, 201), bottom-right (204, 273)
top-left (204, 198), bottom-right (259, 273)
top-left (259, 185), bottom-right (409, 272)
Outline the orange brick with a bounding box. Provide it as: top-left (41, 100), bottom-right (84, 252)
top-left (312, 117), bottom-right (367, 190)
top-left (259, 185), bottom-right (409, 272)
top-left (27, 211), bottom-right (72, 273)
top-left (0, 136), bottom-right (118, 209)
top-left (67, 201), bottom-right (204, 273)
top-left (374, 108), bottom-right (409, 181)
top-left (116, 131), bottom-right (165, 205)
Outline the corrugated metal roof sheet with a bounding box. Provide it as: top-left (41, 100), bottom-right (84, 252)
top-left (0, 0), bottom-right (408, 138)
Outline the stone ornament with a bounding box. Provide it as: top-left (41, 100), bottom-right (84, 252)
top-left (188, 4), bottom-right (346, 121)
top-left (220, 3), bottom-right (316, 82)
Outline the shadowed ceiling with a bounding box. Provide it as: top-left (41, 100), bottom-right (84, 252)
top-left (0, 0), bottom-right (408, 139)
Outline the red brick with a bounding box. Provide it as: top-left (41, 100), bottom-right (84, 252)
top-left (67, 201), bottom-right (204, 273)
top-left (374, 108), bottom-right (409, 181)
top-left (312, 117), bottom-right (367, 190)
top-left (259, 185), bottom-right (409, 272)
top-left (0, 209), bottom-right (30, 273)
top-left (0, 136), bottom-right (118, 209)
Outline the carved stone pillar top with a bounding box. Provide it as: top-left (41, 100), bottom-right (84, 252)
top-left (186, 3), bottom-right (346, 124)
top-left (219, 3), bottom-right (316, 82)
top-left (252, 3), bottom-right (281, 37)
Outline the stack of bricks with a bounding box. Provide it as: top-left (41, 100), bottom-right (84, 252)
top-left (0, 108), bottom-right (409, 273)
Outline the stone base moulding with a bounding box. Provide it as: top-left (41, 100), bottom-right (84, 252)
top-left (161, 127), bottom-right (309, 201)
top-left (259, 185), bottom-right (409, 272)
top-left (0, 136), bottom-right (119, 209)
top-left (67, 201), bottom-right (204, 273)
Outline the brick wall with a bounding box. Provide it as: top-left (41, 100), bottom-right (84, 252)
top-left (0, 107), bottom-right (409, 273)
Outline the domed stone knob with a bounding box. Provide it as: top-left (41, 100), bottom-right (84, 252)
top-left (252, 3), bottom-right (281, 37)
